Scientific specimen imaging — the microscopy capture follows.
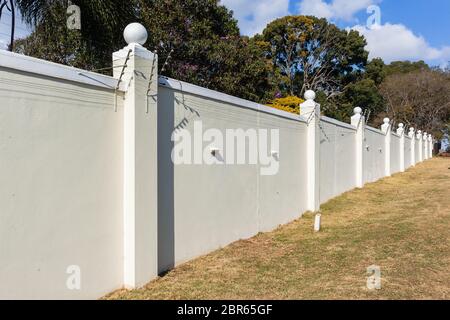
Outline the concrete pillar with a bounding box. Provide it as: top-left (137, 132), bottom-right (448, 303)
top-left (397, 123), bottom-right (405, 172)
top-left (423, 133), bottom-right (428, 160)
top-left (113, 23), bottom-right (158, 289)
top-left (381, 118), bottom-right (391, 177)
top-left (351, 107), bottom-right (365, 188)
top-left (408, 128), bottom-right (415, 166)
top-left (300, 90), bottom-right (320, 212)
top-left (417, 130), bottom-right (423, 162)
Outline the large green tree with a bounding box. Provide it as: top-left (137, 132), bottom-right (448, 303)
top-left (365, 58), bottom-right (386, 86)
top-left (138, 0), bottom-right (273, 102)
top-left (332, 58), bottom-right (387, 125)
top-left (255, 15), bottom-right (368, 98)
top-left (321, 78), bottom-right (385, 124)
top-left (14, 0), bottom-right (136, 69)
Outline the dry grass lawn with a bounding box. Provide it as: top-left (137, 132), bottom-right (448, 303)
top-left (107, 158), bottom-right (450, 300)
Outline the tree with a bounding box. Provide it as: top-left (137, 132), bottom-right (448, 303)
top-left (322, 78), bottom-right (385, 124)
top-left (384, 60), bottom-right (429, 76)
top-left (14, 2), bottom-right (101, 70)
top-left (14, 0), bottom-right (273, 103)
top-left (15, 0), bottom-right (136, 48)
top-left (138, 0), bottom-right (274, 102)
top-left (380, 68), bottom-right (450, 135)
top-left (365, 58), bottom-right (386, 86)
top-left (256, 15), bottom-right (368, 98)
top-left (14, 0), bottom-right (136, 69)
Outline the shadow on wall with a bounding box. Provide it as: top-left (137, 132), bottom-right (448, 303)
top-left (157, 87), bottom-right (202, 274)
top-left (158, 89), bottom-right (175, 274)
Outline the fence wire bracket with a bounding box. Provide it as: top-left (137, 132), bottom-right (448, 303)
top-left (114, 49), bottom-right (133, 112)
top-left (305, 110), bottom-right (316, 126)
top-left (365, 109), bottom-right (372, 125)
top-left (145, 53), bottom-right (158, 114)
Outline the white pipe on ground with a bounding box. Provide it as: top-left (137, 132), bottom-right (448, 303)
top-left (314, 214), bottom-right (321, 232)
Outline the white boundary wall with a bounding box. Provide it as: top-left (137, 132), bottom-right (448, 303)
top-left (391, 134), bottom-right (401, 174)
top-left (319, 117), bottom-right (357, 204)
top-left (0, 52), bottom-right (125, 299)
top-left (157, 83), bottom-right (308, 272)
top-left (0, 47), bottom-right (434, 299)
top-left (363, 127), bottom-right (386, 184)
top-left (405, 136), bottom-right (412, 169)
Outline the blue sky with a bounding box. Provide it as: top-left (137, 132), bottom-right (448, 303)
top-left (0, 8), bottom-right (31, 49)
top-left (222, 0), bottom-right (450, 67)
top-left (1, 1), bottom-right (449, 67)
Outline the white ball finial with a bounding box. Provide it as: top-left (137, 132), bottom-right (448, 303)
top-left (304, 90), bottom-right (316, 101)
top-left (418, 130), bottom-right (422, 134)
top-left (383, 118), bottom-right (390, 124)
top-left (398, 123), bottom-right (404, 128)
top-left (409, 127), bottom-right (414, 132)
top-left (124, 23), bottom-right (148, 45)
top-left (353, 107), bottom-right (362, 115)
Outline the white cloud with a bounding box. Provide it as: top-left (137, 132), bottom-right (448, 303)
top-left (352, 23), bottom-right (450, 64)
top-left (298, 0), bottom-right (377, 21)
top-left (221, 0), bottom-right (290, 36)
top-left (221, 0), bottom-right (450, 66)
top-left (221, 0), bottom-right (378, 36)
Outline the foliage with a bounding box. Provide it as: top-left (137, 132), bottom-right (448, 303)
top-left (255, 15), bottom-right (368, 97)
top-left (14, 3), bottom-right (102, 70)
top-left (14, 0), bottom-right (136, 69)
top-left (321, 78), bottom-right (385, 124)
top-left (384, 60), bottom-right (430, 76)
top-left (318, 58), bottom-right (386, 124)
top-left (365, 58), bottom-right (386, 86)
top-left (380, 68), bottom-right (450, 136)
top-left (14, 0), bottom-right (274, 103)
top-left (139, 0), bottom-right (274, 102)
top-left (267, 96), bottom-right (304, 115)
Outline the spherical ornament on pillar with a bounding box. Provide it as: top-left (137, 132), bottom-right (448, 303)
top-left (409, 127), bottom-right (414, 132)
top-left (353, 107), bottom-right (362, 115)
top-left (124, 23), bottom-right (148, 45)
top-left (304, 90), bottom-right (316, 101)
top-left (383, 118), bottom-right (390, 124)
top-left (398, 123), bottom-right (404, 129)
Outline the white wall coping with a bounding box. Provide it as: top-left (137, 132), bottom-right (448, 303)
top-left (158, 76), bottom-right (308, 124)
top-left (392, 132), bottom-right (401, 138)
top-left (0, 49), bottom-right (125, 91)
top-left (366, 125), bottom-right (384, 135)
top-left (405, 135), bottom-right (412, 140)
top-left (321, 116), bottom-right (356, 131)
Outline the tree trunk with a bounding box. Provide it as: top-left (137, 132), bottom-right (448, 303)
top-left (8, 0), bottom-right (15, 51)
